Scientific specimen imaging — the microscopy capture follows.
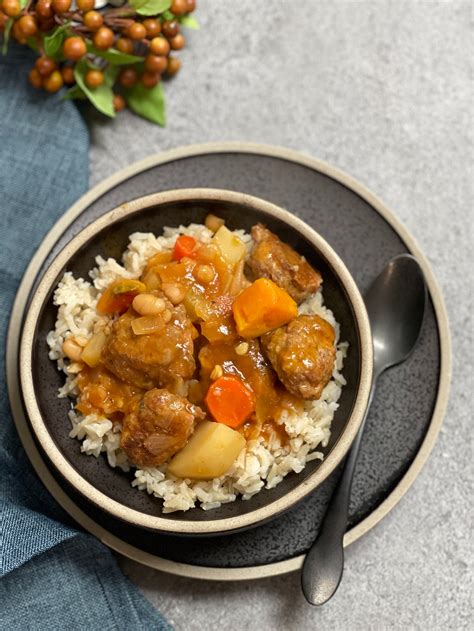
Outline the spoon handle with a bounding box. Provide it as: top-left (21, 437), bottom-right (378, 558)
top-left (301, 388), bottom-right (374, 605)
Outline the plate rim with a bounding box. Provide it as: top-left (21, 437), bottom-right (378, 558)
top-left (6, 141), bottom-right (452, 580)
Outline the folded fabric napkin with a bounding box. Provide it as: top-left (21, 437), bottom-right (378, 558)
top-left (0, 45), bottom-right (170, 630)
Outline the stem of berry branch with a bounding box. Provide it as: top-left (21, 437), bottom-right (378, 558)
top-left (104, 7), bottom-right (137, 19)
top-left (62, 12), bottom-right (84, 22)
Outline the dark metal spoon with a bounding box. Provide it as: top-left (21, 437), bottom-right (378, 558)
top-left (301, 254), bottom-right (426, 606)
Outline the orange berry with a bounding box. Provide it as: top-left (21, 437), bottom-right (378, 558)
top-left (63, 36), bottom-right (87, 61)
top-left (166, 56), bottom-right (181, 77)
top-left (150, 36), bottom-right (170, 56)
top-left (143, 18), bottom-right (161, 38)
top-left (51, 0), bottom-right (71, 14)
top-left (28, 68), bottom-right (43, 89)
top-left (127, 22), bottom-right (146, 41)
top-left (113, 94), bottom-right (126, 112)
top-left (43, 70), bottom-right (64, 93)
top-left (83, 10), bottom-right (103, 30)
top-left (144, 54), bottom-right (167, 74)
top-left (36, 0), bottom-right (53, 18)
top-left (93, 26), bottom-right (114, 50)
top-left (162, 20), bottom-right (178, 38)
top-left (18, 15), bottom-right (38, 37)
top-left (11, 20), bottom-right (27, 44)
top-left (61, 65), bottom-right (75, 85)
top-left (85, 69), bottom-right (104, 88)
top-left (142, 71), bottom-right (160, 88)
top-left (116, 38), bottom-right (134, 54)
top-left (35, 56), bottom-right (57, 77)
top-left (169, 33), bottom-right (185, 50)
top-left (2, 0), bottom-right (21, 18)
top-left (77, 0), bottom-right (94, 9)
top-left (171, 0), bottom-right (188, 16)
top-left (119, 67), bottom-right (137, 88)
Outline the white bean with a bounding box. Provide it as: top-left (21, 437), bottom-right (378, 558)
top-left (132, 293), bottom-right (166, 316)
top-left (162, 283), bottom-right (186, 305)
top-left (62, 338), bottom-right (83, 362)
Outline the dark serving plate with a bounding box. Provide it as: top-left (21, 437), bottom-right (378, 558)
top-left (8, 144), bottom-right (450, 578)
top-left (22, 189), bottom-right (372, 534)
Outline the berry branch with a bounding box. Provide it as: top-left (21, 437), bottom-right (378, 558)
top-left (0, 0), bottom-right (198, 125)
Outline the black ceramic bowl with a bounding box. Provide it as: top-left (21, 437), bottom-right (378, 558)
top-left (20, 189), bottom-right (372, 535)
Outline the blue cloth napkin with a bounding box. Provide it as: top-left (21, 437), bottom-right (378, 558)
top-left (0, 45), bottom-right (170, 630)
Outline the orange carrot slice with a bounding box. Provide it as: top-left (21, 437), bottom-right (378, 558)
top-left (205, 375), bottom-right (255, 429)
top-left (172, 235), bottom-right (197, 261)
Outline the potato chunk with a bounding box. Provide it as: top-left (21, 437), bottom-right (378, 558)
top-left (167, 421), bottom-right (246, 480)
top-left (212, 226), bottom-right (246, 266)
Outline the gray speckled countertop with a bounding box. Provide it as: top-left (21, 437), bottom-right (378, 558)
top-left (88, 1), bottom-right (472, 629)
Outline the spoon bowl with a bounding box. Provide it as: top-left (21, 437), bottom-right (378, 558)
top-left (366, 255), bottom-right (427, 376)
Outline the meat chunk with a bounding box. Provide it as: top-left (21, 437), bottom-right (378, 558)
top-left (121, 388), bottom-right (206, 467)
top-left (101, 297), bottom-right (195, 393)
top-left (261, 315), bottom-right (336, 400)
top-left (249, 224), bottom-right (322, 303)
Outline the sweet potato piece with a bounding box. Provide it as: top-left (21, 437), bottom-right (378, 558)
top-left (232, 278), bottom-right (298, 339)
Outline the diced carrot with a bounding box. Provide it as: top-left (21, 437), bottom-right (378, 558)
top-left (232, 278), bottom-right (298, 338)
top-left (205, 375), bottom-right (255, 428)
top-left (172, 235), bottom-right (197, 261)
top-left (96, 279), bottom-right (146, 315)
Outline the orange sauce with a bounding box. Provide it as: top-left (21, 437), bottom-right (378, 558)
top-left (76, 366), bottom-right (143, 418)
top-left (198, 339), bottom-right (302, 445)
top-left (76, 236), bottom-right (304, 448)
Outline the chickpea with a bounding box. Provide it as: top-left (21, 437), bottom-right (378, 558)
top-left (235, 342), bottom-right (249, 356)
top-left (162, 309), bottom-right (172, 323)
top-left (210, 364), bottom-right (223, 380)
top-left (205, 213), bottom-right (225, 233)
top-left (162, 283), bottom-right (186, 305)
top-left (197, 244), bottom-right (219, 262)
top-left (194, 264), bottom-right (215, 284)
top-left (132, 293), bottom-right (166, 316)
top-left (62, 338), bottom-right (83, 362)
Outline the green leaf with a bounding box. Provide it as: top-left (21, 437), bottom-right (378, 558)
top-left (179, 15), bottom-right (199, 29)
top-left (61, 85), bottom-right (87, 100)
top-left (125, 82), bottom-right (166, 126)
top-left (86, 43), bottom-right (142, 66)
top-left (131, 0), bottom-right (172, 17)
top-left (27, 36), bottom-right (40, 52)
top-left (103, 64), bottom-right (120, 88)
top-left (44, 23), bottom-right (70, 58)
top-left (74, 59), bottom-right (116, 118)
top-left (1, 19), bottom-right (13, 56)
top-left (162, 9), bottom-right (174, 20)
